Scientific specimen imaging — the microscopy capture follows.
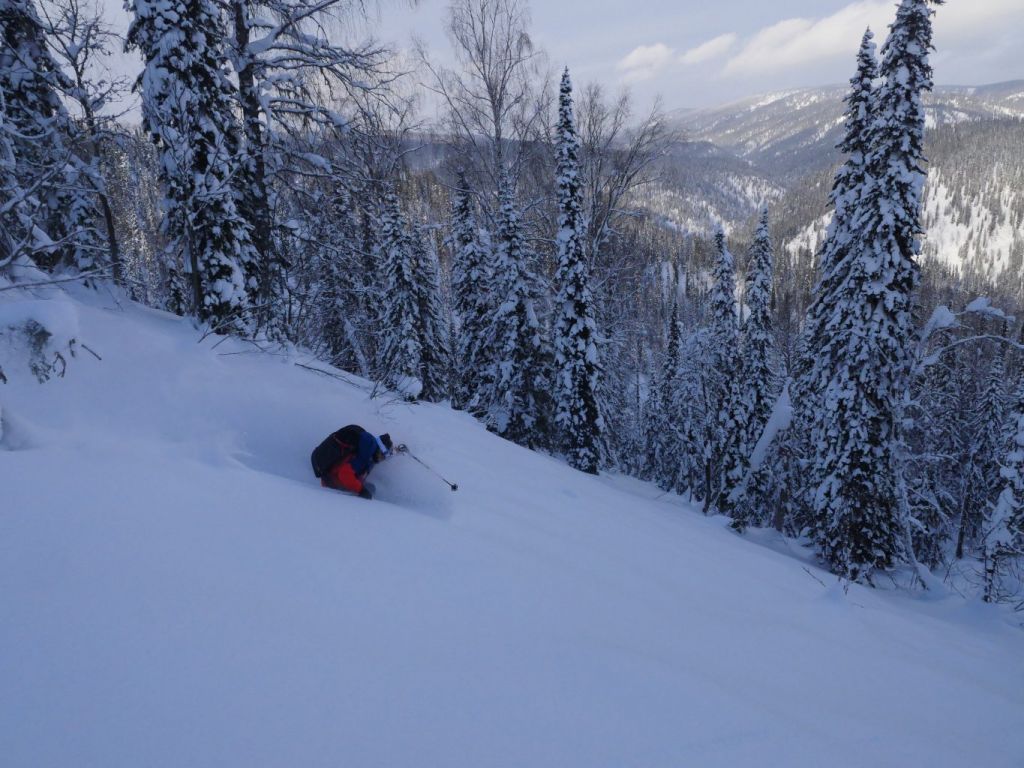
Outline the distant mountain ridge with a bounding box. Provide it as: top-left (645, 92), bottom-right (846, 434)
top-left (645, 81), bottom-right (1024, 289)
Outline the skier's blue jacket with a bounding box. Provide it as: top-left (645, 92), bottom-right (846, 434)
top-left (348, 430), bottom-right (381, 477)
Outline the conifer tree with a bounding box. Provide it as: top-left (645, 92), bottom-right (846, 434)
top-left (127, 0), bottom-right (258, 331)
top-left (478, 170), bottom-right (550, 448)
top-left (411, 226), bottom-right (452, 403)
top-left (808, 0), bottom-right (941, 581)
top-left (552, 68), bottom-right (604, 473)
top-left (0, 0), bottom-right (99, 274)
top-left (983, 378), bottom-right (1024, 602)
top-left (450, 173), bottom-right (492, 409)
top-left (311, 187), bottom-right (369, 375)
top-left (722, 209), bottom-right (780, 524)
top-left (792, 28), bottom-right (878, 447)
top-left (649, 299), bottom-right (684, 488)
top-left (698, 229), bottom-right (739, 512)
top-left (376, 191), bottom-right (422, 395)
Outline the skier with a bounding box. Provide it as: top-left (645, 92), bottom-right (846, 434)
top-left (311, 425), bottom-right (394, 500)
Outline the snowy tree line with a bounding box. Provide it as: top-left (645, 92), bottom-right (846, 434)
top-left (2, 0), bottom-right (1022, 598)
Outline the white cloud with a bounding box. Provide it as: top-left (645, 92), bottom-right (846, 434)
top-left (680, 33), bottom-right (738, 66)
top-left (616, 43), bottom-right (675, 84)
top-left (722, 0), bottom-right (1024, 79)
top-left (724, 1), bottom-right (890, 77)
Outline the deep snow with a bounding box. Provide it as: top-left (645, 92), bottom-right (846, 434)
top-left (2, 290), bottom-right (1023, 768)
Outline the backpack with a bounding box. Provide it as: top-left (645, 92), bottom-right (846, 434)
top-left (311, 424), bottom-right (364, 479)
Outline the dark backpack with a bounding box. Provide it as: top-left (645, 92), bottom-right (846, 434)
top-left (311, 424), bottom-right (364, 478)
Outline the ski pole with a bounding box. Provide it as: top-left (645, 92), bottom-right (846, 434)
top-left (396, 444), bottom-right (459, 491)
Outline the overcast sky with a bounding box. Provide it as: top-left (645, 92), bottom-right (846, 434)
top-left (100, 0), bottom-right (1024, 118)
top-left (380, 0), bottom-right (1024, 111)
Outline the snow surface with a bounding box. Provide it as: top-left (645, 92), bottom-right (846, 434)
top-left (2, 291), bottom-right (1023, 768)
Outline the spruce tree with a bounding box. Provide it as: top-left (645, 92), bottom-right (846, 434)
top-left (651, 299), bottom-right (684, 489)
top-left (809, 0), bottom-right (941, 581)
top-left (963, 340), bottom-right (1009, 552)
top-left (311, 187), bottom-right (370, 375)
top-left (792, 28), bottom-right (878, 447)
top-left (411, 226), bottom-right (451, 403)
top-left (552, 68), bottom-right (604, 474)
top-left (376, 191), bottom-right (422, 396)
top-left (723, 209), bottom-right (780, 525)
top-left (479, 170), bottom-right (550, 448)
top-left (983, 377), bottom-right (1024, 602)
top-left (450, 173), bottom-right (492, 409)
top-left (0, 0), bottom-right (99, 274)
top-left (699, 229), bottom-right (739, 512)
top-left (127, 0), bottom-right (258, 331)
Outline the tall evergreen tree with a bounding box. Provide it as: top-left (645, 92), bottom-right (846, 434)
top-left (792, 28), bottom-right (878, 455)
top-left (983, 377), bottom-right (1024, 602)
top-left (0, 0), bottom-right (99, 274)
top-left (722, 209), bottom-right (780, 524)
top-left (809, 0), bottom-right (941, 581)
top-left (411, 226), bottom-right (451, 403)
top-left (478, 170), bottom-right (550, 448)
top-left (449, 173), bottom-right (492, 409)
top-left (552, 68), bottom-right (604, 474)
top-left (647, 298), bottom-right (684, 489)
top-left (962, 339), bottom-right (1009, 552)
top-left (127, 0), bottom-right (258, 331)
top-left (700, 228), bottom-right (739, 512)
top-left (310, 187), bottom-right (370, 376)
top-left (376, 191), bottom-right (422, 395)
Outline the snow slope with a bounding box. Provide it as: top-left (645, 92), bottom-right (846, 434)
top-left (2, 291), bottom-right (1023, 768)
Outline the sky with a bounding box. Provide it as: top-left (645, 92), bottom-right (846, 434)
top-left (99, 0), bottom-right (1024, 118)
top-left (377, 0), bottom-right (1024, 111)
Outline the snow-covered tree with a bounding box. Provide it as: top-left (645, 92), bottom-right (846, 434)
top-left (983, 377), bottom-right (1024, 602)
top-left (722, 209), bottom-right (780, 525)
top-left (307, 187), bottom-right (370, 375)
top-left (449, 173), bottom-right (492, 409)
top-left (477, 170), bottom-right (550, 448)
top-left (808, 0), bottom-right (942, 581)
top-left (0, 0), bottom-right (99, 275)
top-left (376, 191), bottom-right (422, 396)
top-left (645, 299), bottom-right (685, 488)
top-left (552, 69), bottom-right (604, 474)
top-left (702, 228), bottom-right (739, 512)
top-left (226, 0), bottom-right (389, 332)
top-left (793, 28), bottom-right (878, 434)
top-left (126, 0), bottom-right (258, 331)
top-left (410, 226), bottom-right (451, 403)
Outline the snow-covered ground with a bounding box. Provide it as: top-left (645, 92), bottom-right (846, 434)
top-left (2, 291), bottom-right (1023, 767)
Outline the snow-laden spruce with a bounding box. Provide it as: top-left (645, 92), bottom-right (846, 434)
top-left (126, 0), bottom-right (258, 331)
top-left (702, 228), bottom-right (740, 511)
top-left (552, 69), bottom-right (605, 474)
top-left (644, 298), bottom-right (685, 490)
top-left (409, 226), bottom-right (451, 403)
top-left (476, 170), bottom-right (551, 448)
top-left (449, 173), bottom-right (493, 410)
top-left (721, 209), bottom-right (781, 526)
top-left (983, 375), bottom-right (1024, 602)
top-left (793, 27), bottom-right (878, 417)
top-left (807, 0), bottom-right (942, 582)
top-left (951, 337), bottom-right (1008, 561)
top-left (0, 0), bottom-right (100, 276)
top-left (376, 191), bottom-right (421, 398)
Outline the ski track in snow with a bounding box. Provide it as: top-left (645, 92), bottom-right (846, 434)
top-left (2, 290), bottom-right (1023, 768)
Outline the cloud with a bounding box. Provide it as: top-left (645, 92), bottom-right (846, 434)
top-left (616, 43), bottom-right (675, 83)
top-left (722, 0), bottom-right (1024, 79)
top-left (680, 33), bottom-right (738, 66)
top-left (724, 1), bottom-right (890, 77)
